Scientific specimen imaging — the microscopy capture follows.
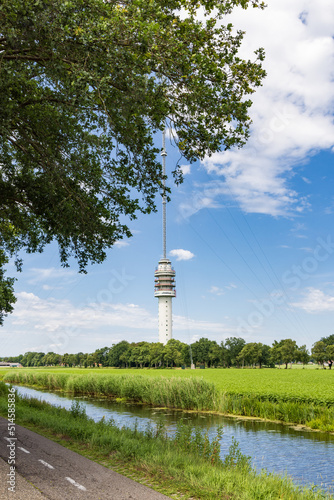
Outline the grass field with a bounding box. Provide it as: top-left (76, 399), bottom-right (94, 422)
top-left (2, 366), bottom-right (334, 432)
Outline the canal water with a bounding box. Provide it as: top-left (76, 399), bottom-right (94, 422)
top-left (12, 384), bottom-right (334, 494)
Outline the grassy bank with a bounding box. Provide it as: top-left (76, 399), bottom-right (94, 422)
top-left (3, 369), bottom-right (334, 432)
top-left (0, 382), bottom-right (331, 500)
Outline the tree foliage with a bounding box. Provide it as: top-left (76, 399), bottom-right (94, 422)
top-left (164, 338), bottom-right (186, 367)
top-left (295, 345), bottom-right (310, 366)
top-left (106, 341), bottom-right (128, 367)
top-left (237, 342), bottom-right (270, 368)
top-left (224, 337), bottom-right (246, 367)
top-left (0, 251), bottom-right (16, 321)
top-left (0, 0), bottom-right (266, 322)
top-left (148, 342), bottom-right (165, 368)
top-left (326, 345), bottom-right (334, 365)
top-left (311, 341), bottom-right (327, 367)
top-left (320, 335), bottom-right (334, 347)
top-left (270, 339), bottom-right (298, 369)
top-left (191, 337), bottom-right (218, 365)
top-left (3, 336), bottom-right (334, 369)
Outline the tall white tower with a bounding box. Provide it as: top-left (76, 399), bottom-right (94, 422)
top-left (154, 130), bottom-right (176, 345)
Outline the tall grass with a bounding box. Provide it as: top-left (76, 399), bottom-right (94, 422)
top-left (4, 371), bottom-right (219, 410)
top-left (0, 382), bottom-right (331, 500)
top-left (4, 370), bottom-right (334, 432)
top-left (219, 393), bottom-right (334, 431)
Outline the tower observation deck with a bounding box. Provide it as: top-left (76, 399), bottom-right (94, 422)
top-left (154, 131), bottom-right (175, 345)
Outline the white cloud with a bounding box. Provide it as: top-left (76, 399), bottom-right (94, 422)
top-left (292, 287), bottom-right (334, 312)
top-left (324, 208), bottom-right (333, 215)
top-left (4, 292), bottom-right (230, 353)
top-left (294, 234), bottom-right (308, 239)
top-left (42, 284), bottom-right (53, 291)
top-left (174, 315), bottom-right (229, 334)
top-left (178, 186), bottom-right (222, 218)
top-left (169, 248), bottom-right (195, 261)
top-left (209, 286), bottom-right (224, 296)
top-left (114, 241), bottom-right (129, 248)
top-left (291, 223), bottom-right (307, 233)
top-left (225, 283), bottom-right (237, 290)
top-left (299, 247), bottom-right (313, 253)
top-left (27, 267), bottom-right (77, 284)
top-left (180, 164), bottom-right (191, 175)
top-left (165, 127), bottom-right (178, 141)
top-left (189, 334), bottom-right (200, 344)
top-left (188, 0), bottom-right (334, 217)
top-left (11, 292), bottom-right (156, 332)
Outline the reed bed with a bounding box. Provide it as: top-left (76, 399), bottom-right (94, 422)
top-left (4, 371), bottom-right (219, 411)
top-left (219, 393), bottom-right (334, 431)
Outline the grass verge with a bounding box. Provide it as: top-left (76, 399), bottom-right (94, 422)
top-left (0, 382), bottom-right (332, 500)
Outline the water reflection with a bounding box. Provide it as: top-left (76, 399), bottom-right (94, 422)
top-left (12, 384), bottom-right (334, 493)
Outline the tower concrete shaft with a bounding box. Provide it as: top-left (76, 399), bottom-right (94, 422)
top-left (154, 258), bottom-right (176, 344)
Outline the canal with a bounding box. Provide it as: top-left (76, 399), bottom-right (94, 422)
top-left (12, 384), bottom-right (334, 494)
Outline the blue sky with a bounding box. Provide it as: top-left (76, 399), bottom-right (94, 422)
top-left (2, 0), bottom-right (334, 356)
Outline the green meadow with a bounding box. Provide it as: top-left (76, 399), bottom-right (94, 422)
top-left (2, 367), bottom-right (334, 432)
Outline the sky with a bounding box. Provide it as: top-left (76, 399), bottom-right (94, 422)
top-left (2, 0), bottom-right (334, 357)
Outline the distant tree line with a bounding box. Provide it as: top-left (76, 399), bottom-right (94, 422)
top-left (2, 335), bottom-right (334, 370)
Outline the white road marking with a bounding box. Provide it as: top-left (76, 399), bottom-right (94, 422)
top-left (4, 437), bottom-right (16, 442)
top-left (3, 437), bottom-right (87, 492)
top-left (66, 477), bottom-right (87, 491)
top-left (38, 459), bottom-right (54, 470)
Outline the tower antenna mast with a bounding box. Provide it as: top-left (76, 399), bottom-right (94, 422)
top-left (161, 129), bottom-right (167, 259)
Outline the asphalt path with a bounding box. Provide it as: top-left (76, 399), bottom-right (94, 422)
top-left (0, 416), bottom-right (171, 499)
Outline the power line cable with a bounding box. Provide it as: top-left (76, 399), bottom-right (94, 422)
top-left (220, 182), bottom-right (314, 338)
top-left (205, 206), bottom-right (310, 337)
top-left (178, 175), bottom-right (312, 339)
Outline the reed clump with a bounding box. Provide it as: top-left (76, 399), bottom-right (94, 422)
top-left (219, 392), bottom-right (334, 431)
top-left (4, 371), bottom-right (219, 411)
